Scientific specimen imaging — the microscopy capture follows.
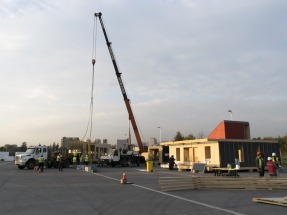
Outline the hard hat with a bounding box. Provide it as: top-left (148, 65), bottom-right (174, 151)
top-left (272, 153), bottom-right (276, 156)
top-left (267, 157), bottom-right (272, 161)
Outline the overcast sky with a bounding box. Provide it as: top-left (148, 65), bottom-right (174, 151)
top-left (1, 0), bottom-right (286, 147)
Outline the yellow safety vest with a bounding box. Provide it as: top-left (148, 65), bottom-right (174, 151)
top-left (39, 157), bottom-right (44, 164)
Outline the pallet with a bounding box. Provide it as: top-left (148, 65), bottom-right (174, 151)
top-left (159, 176), bottom-right (287, 192)
top-left (252, 197), bottom-right (287, 207)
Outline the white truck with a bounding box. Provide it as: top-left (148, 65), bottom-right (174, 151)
top-left (98, 148), bottom-right (145, 167)
top-left (15, 146), bottom-right (48, 169)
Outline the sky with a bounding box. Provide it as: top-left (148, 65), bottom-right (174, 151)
top-left (1, 0), bottom-right (287, 147)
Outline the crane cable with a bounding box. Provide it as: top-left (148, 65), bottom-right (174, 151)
top-left (81, 15), bottom-right (97, 142)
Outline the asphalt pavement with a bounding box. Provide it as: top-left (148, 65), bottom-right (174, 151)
top-left (0, 161), bottom-right (286, 215)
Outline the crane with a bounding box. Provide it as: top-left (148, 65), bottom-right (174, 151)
top-left (94, 12), bottom-right (145, 152)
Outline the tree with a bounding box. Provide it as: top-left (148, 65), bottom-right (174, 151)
top-left (196, 131), bottom-right (205, 139)
top-left (174, 131), bottom-right (184, 141)
top-left (19, 142), bottom-right (27, 152)
top-left (278, 135), bottom-right (287, 154)
top-left (185, 134), bottom-right (195, 140)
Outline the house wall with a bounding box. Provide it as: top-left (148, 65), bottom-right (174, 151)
top-left (225, 123), bottom-right (249, 139)
top-left (164, 140), bottom-right (220, 168)
top-left (218, 140), bottom-right (280, 167)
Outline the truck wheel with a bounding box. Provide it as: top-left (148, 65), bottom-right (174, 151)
top-left (18, 166), bottom-right (25, 169)
top-left (27, 161), bottom-right (36, 170)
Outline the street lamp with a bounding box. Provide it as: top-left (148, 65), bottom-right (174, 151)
top-left (158, 126), bottom-right (162, 144)
top-left (228, 110), bottom-right (233, 120)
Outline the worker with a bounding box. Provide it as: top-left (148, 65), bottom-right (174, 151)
top-left (271, 153), bottom-right (281, 168)
top-left (266, 157), bottom-right (277, 177)
top-left (85, 155), bottom-right (89, 166)
top-left (38, 155), bottom-right (45, 173)
top-left (56, 153), bottom-right (60, 167)
top-left (73, 156), bottom-right (77, 166)
top-left (169, 155), bottom-right (175, 170)
top-left (58, 155), bottom-right (63, 172)
top-left (80, 155), bottom-right (83, 164)
top-left (255, 152), bottom-right (265, 177)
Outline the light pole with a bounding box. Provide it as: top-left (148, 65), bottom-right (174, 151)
top-left (158, 126), bottom-right (162, 144)
top-left (228, 110), bottom-right (233, 120)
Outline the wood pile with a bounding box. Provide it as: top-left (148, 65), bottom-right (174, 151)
top-left (159, 176), bottom-right (287, 192)
top-left (159, 177), bottom-right (194, 192)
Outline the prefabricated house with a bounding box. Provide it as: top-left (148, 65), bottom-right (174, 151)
top-left (150, 120), bottom-right (280, 170)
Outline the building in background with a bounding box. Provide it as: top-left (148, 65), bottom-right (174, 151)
top-left (61, 137), bottom-right (80, 148)
top-left (149, 138), bottom-right (158, 147)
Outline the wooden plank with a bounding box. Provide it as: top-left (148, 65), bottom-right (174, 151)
top-left (252, 197), bottom-right (287, 207)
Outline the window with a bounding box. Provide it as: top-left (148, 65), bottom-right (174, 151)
top-left (205, 146), bottom-right (211, 159)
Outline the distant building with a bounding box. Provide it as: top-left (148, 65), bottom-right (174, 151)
top-left (95, 139), bottom-right (101, 144)
top-left (149, 138), bottom-right (157, 146)
top-left (116, 139), bottom-right (128, 149)
top-left (61, 137), bottom-right (80, 148)
top-left (83, 139), bottom-right (111, 160)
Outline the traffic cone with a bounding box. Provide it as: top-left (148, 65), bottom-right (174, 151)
top-left (120, 173), bottom-right (127, 184)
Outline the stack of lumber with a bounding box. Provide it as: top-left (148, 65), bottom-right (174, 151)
top-left (159, 177), bottom-right (193, 192)
top-left (159, 176), bottom-right (287, 192)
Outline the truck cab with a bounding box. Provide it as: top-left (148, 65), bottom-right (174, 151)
top-left (15, 146), bottom-right (48, 169)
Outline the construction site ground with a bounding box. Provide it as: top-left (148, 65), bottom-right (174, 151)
top-left (1, 161), bottom-right (286, 215)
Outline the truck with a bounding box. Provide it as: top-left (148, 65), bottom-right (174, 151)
top-left (15, 145), bottom-right (71, 170)
top-left (98, 148), bottom-right (145, 167)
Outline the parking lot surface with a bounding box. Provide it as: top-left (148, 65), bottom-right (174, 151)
top-left (1, 161), bottom-right (286, 215)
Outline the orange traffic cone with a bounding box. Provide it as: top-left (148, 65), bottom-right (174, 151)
top-left (120, 173), bottom-right (127, 184)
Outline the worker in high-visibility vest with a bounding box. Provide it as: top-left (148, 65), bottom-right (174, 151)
top-left (38, 155), bottom-right (45, 172)
top-left (271, 152), bottom-right (281, 168)
top-left (80, 156), bottom-right (83, 164)
top-left (56, 154), bottom-right (60, 167)
top-left (256, 152), bottom-right (265, 177)
top-left (73, 156), bottom-right (77, 165)
top-left (85, 155), bottom-right (89, 166)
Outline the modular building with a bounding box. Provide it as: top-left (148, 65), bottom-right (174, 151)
top-left (150, 120), bottom-right (280, 170)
